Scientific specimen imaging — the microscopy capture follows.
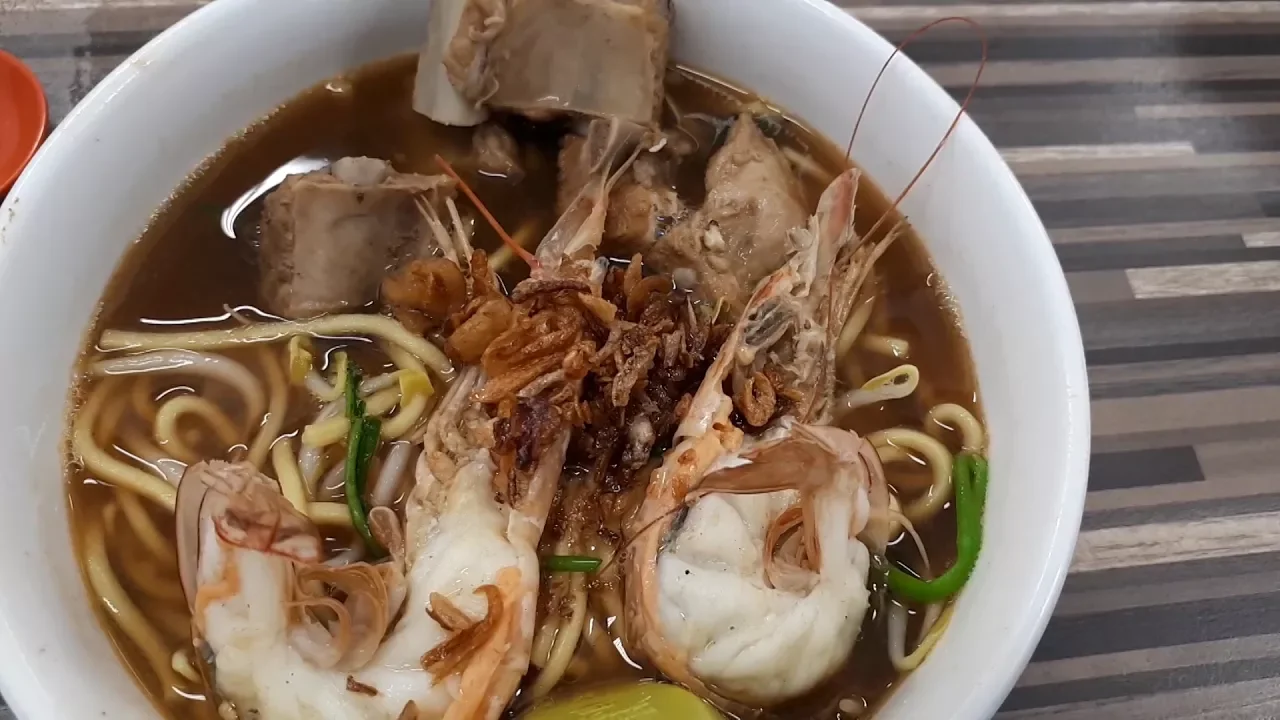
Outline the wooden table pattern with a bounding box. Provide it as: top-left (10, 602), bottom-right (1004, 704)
top-left (5, 0), bottom-right (1280, 718)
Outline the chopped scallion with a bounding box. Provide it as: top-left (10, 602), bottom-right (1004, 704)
top-left (542, 555), bottom-right (602, 573)
top-left (343, 360), bottom-right (383, 556)
top-left (886, 453), bottom-right (987, 603)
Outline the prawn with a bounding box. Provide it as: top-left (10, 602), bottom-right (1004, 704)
top-left (187, 118), bottom-right (639, 720)
top-left (622, 169), bottom-right (894, 711)
top-left (622, 17), bottom-right (987, 713)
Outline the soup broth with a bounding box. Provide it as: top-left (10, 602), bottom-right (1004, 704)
top-left (66, 54), bottom-right (979, 720)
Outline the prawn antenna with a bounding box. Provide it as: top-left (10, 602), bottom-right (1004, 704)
top-left (434, 154), bottom-right (539, 269)
top-left (844, 17), bottom-right (988, 241)
top-left (596, 501), bottom-right (690, 578)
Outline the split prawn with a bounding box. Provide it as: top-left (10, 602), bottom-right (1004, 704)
top-left (186, 118), bottom-right (639, 720)
top-left (622, 168), bottom-right (895, 712)
top-left (622, 17), bottom-right (986, 712)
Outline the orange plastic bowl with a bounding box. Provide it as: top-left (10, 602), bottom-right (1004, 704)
top-left (0, 50), bottom-right (48, 194)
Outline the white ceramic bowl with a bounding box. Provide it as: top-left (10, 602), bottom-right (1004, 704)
top-left (0, 0), bottom-right (1090, 718)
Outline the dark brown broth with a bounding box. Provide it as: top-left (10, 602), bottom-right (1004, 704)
top-left (67, 54), bottom-right (980, 720)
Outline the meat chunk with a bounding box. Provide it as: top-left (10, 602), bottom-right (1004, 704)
top-left (557, 125), bottom-right (682, 251)
top-left (413, 0), bottom-right (502, 126)
top-left (604, 114), bottom-right (808, 312)
top-left (701, 113), bottom-right (808, 285)
top-left (443, 0), bottom-right (508, 103)
top-left (430, 0), bottom-right (668, 126)
top-left (555, 120), bottom-right (650, 214)
top-left (473, 123), bottom-right (524, 181)
top-left (259, 157), bottom-right (453, 319)
top-left (486, 0), bottom-right (670, 125)
top-left (557, 134), bottom-right (592, 216)
top-left (416, 0), bottom-right (670, 127)
top-left (604, 153), bottom-right (684, 257)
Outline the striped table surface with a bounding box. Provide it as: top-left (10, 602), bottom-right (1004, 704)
top-left (4, 0), bottom-right (1280, 718)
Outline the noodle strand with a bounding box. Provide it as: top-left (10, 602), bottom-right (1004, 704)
top-left (248, 346), bottom-right (290, 468)
top-left (926, 403), bottom-right (985, 452)
top-left (272, 437), bottom-right (311, 513)
top-left (117, 490), bottom-right (171, 559)
top-left (870, 428), bottom-right (953, 523)
top-left (84, 509), bottom-right (183, 698)
top-left (154, 395), bottom-right (241, 463)
top-left (72, 380), bottom-right (177, 510)
top-left (93, 350), bottom-right (265, 435)
top-left (98, 314), bottom-right (454, 378)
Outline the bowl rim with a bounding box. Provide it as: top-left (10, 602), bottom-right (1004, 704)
top-left (789, 3), bottom-right (1090, 716)
top-left (0, 0), bottom-right (1091, 717)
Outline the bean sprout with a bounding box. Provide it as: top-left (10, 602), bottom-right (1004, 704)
top-left (324, 540), bottom-right (365, 567)
top-left (171, 651), bottom-right (200, 684)
top-left (836, 364), bottom-right (919, 414)
top-left (862, 333), bottom-right (911, 359)
top-left (888, 601), bottom-right (953, 672)
top-left (98, 314), bottom-right (454, 378)
top-left (371, 442), bottom-right (414, 509)
top-left (531, 616), bottom-right (559, 670)
top-left (314, 462), bottom-right (346, 503)
top-left (836, 292), bottom-right (876, 361)
top-left (299, 401), bottom-right (343, 492)
top-left (782, 145), bottom-right (833, 181)
top-left (361, 371), bottom-right (403, 395)
top-left (531, 572), bottom-right (588, 698)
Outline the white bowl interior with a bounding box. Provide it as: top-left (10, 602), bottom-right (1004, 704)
top-left (0, 1), bottom-right (1089, 718)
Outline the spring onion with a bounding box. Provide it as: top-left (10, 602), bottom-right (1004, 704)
top-left (344, 361), bottom-right (384, 556)
top-left (542, 555), bottom-right (602, 573)
top-left (886, 453), bottom-right (988, 603)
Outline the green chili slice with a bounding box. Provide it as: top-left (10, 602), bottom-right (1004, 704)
top-left (542, 555), bottom-right (602, 573)
top-left (343, 361), bottom-right (384, 556)
top-left (886, 452), bottom-right (987, 604)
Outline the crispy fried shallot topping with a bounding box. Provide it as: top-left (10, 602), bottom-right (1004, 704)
top-left (346, 676), bottom-right (379, 696)
top-left (383, 248), bottom-right (515, 363)
top-left (736, 370), bottom-right (777, 427)
top-left (421, 584), bottom-right (504, 678)
top-left (446, 251), bottom-right (515, 364)
top-left (382, 257), bottom-right (467, 335)
top-left (572, 258), bottom-right (728, 492)
top-left (417, 247), bottom-right (730, 500)
top-left (427, 591), bottom-right (476, 633)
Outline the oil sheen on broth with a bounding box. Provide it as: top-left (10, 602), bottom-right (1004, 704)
top-left (67, 55), bottom-right (979, 720)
